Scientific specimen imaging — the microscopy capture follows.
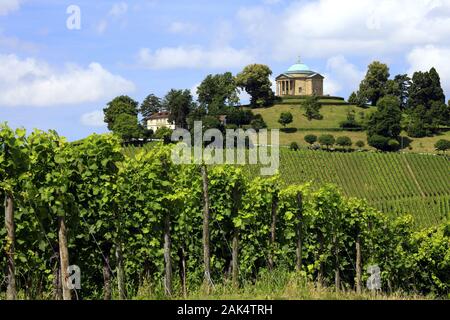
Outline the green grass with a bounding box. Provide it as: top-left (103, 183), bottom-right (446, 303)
top-left (252, 104), bottom-right (450, 154)
top-left (132, 269), bottom-right (429, 300)
top-left (243, 149), bottom-right (450, 228)
top-left (253, 104), bottom-right (375, 130)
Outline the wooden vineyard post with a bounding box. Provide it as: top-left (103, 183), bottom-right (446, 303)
top-left (5, 194), bottom-right (16, 300)
top-left (179, 246), bottom-right (187, 298)
top-left (102, 244), bottom-right (112, 300)
top-left (334, 235), bottom-right (341, 292)
top-left (163, 210), bottom-right (173, 296)
top-left (201, 164), bottom-right (212, 293)
top-left (58, 215), bottom-right (72, 300)
top-left (317, 232), bottom-right (324, 288)
top-left (355, 234), bottom-right (362, 294)
top-left (268, 192), bottom-right (278, 271)
top-left (231, 183), bottom-right (241, 289)
top-left (295, 192), bottom-right (303, 272)
top-left (116, 242), bottom-right (126, 299)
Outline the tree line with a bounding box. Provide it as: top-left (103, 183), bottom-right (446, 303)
top-left (1, 124), bottom-right (449, 299)
top-left (349, 62), bottom-right (450, 150)
top-left (103, 65), bottom-right (276, 142)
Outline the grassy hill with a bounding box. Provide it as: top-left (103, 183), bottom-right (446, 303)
top-left (253, 104), bottom-right (376, 130)
top-left (243, 148), bottom-right (450, 228)
top-left (252, 103), bottom-right (450, 154)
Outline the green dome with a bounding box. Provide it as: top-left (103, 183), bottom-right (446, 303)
top-left (286, 63), bottom-right (312, 74)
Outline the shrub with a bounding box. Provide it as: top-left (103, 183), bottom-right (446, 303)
top-left (278, 112), bottom-right (293, 128)
top-left (336, 136), bottom-right (352, 149)
top-left (154, 126), bottom-right (173, 140)
top-left (289, 142), bottom-right (300, 151)
top-left (250, 115), bottom-right (267, 131)
top-left (318, 134), bottom-right (335, 149)
top-left (435, 139), bottom-right (450, 152)
top-left (226, 124), bottom-right (238, 130)
top-left (356, 140), bottom-right (365, 149)
top-left (388, 139), bottom-right (400, 151)
top-left (339, 120), bottom-right (364, 131)
top-left (368, 134), bottom-right (390, 151)
top-left (304, 134), bottom-right (318, 145)
top-left (407, 119), bottom-right (429, 138)
top-left (302, 95), bottom-right (323, 121)
top-left (227, 109), bottom-right (254, 126)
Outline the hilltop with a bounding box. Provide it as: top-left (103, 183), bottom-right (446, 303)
top-left (251, 98), bottom-right (450, 154)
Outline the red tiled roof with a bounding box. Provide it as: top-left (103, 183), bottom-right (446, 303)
top-left (147, 112), bottom-right (170, 120)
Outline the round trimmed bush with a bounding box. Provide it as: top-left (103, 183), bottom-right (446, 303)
top-left (290, 142), bottom-right (300, 151)
top-left (304, 134), bottom-right (318, 145)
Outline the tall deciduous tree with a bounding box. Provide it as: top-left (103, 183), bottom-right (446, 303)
top-left (197, 72), bottom-right (239, 115)
top-left (235, 64), bottom-right (274, 108)
top-left (140, 94), bottom-right (162, 123)
top-left (112, 113), bottom-right (142, 141)
top-left (163, 89), bottom-right (194, 129)
top-left (409, 68), bottom-right (445, 109)
top-left (358, 61), bottom-right (390, 106)
top-left (367, 95), bottom-right (402, 150)
top-left (103, 95), bottom-right (139, 130)
top-left (385, 74), bottom-right (411, 110)
top-left (367, 96), bottom-right (402, 139)
top-left (407, 68), bottom-right (447, 137)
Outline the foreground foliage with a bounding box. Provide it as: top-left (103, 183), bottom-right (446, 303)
top-left (1, 124), bottom-right (449, 299)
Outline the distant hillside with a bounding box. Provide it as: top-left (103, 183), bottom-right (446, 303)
top-left (253, 103), bottom-right (375, 130)
top-left (243, 149), bottom-right (450, 228)
top-left (251, 103), bottom-right (450, 154)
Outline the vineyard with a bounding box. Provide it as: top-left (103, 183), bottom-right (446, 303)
top-left (1, 125), bottom-right (449, 300)
top-left (244, 149), bottom-right (450, 228)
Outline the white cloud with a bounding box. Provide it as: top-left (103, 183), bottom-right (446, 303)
top-left (323, 55), bottom-right (364, 96)
top-left (0, 54), bottom-right (135, 107)
top-left (81, 110), bottom-right (106, 127)
top-left (407, 45), bottom-right (450, 96)
top-left (0, 0), bottom-right (20, 15)
top-left (237, 0), bottom-right (450, 59)
top-left (137, 46), bottom-right (255, 70)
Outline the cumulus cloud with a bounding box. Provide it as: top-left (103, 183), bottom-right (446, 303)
top-left (407, 45), bottom-right (450, 96)
top-left (137, 46), bottom-right (255, 70)
top-left (237, 0), bottom-right (450, 59)
top-left (0, 0), bottom-right (20, 15)
top-left (0, 54), bottom-right (135, 107)
top-left (323, 55), bottom-right (364, 96)
top-left (81, 110), bottom-right (106, 127)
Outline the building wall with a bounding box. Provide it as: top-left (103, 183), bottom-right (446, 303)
top-left (294, 78), bottom-right (309, 95)
top-left (277, 76), bottom-right (323, 96)
top-left (311, 78), bottom-right (323, 95)
top-left (147, 118), bottom-right (176, 132)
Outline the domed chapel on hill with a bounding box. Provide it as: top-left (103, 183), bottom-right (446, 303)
top-left (275, 58), bottom-right (324, 97)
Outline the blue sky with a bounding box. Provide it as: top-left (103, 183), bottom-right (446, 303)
top-left (1, 0), bottom-right (450, 140)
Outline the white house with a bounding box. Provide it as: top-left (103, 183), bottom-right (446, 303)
top-left (146, 112), bottom-right (176, 132)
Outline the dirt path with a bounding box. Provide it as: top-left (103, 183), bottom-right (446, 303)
top-left (403, 156), bottom-right (426, 198)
